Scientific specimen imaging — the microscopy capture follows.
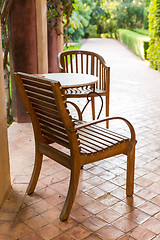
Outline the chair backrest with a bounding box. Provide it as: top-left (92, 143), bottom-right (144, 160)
top-left (58, 50), bottom-right (110, 91)
top-left (14, 72), bottom-right (77, 149)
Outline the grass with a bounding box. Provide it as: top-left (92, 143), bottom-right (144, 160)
top-left (63, 43), bottom-right (83, 51)
top-left (63, 43), bottom-right (83, 65)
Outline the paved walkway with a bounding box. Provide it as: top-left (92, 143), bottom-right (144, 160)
top-left (1, 38), bottom-right (160, 239)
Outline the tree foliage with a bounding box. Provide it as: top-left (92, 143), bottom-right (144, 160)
top-left (67, 0), bottom-right (91, 42)
top-left (147, 0), bottom-right (160, 71)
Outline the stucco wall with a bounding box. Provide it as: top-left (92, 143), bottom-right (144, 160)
top-left (0, 20), bottom-right (11, 207)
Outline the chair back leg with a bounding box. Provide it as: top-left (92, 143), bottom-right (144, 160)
top-left (27, 149), bottom-right (43, 194)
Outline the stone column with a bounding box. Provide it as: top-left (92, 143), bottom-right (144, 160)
top-left (0, 19), bottom-right (11, 207)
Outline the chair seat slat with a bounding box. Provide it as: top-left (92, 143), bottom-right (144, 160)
top-left (75, 120), bottom-right (128, 141)
top-left (79, 145), bottom-right (93, 154)
top-left (85, 126), bottom-right (127, 142)
top-left (90, 124), bottom-right (129, 140)
top-left (79, 138), bottom-right (103, 152)
top-left (78, 128), bottom-right (120, 146)
top-left (78, 132), bottom-right (112, 148)
top-left (79, 133), bottom-right (110, 148)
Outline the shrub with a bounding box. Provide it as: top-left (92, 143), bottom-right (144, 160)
top-left (117, 29), bottom-right (150, 59)
top-left (132, 29), bottom-right (149, 36)
top-left (85, 25), bottom-right (100, 38)
top-left (101, 33), bottom-right (117, 39)
top-left (147, 0), bottom-right (160, 71)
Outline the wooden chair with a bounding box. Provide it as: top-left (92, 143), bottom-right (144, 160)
top-left (58, 50), bottom-right (110, 126)
top-left (14, 72), bottom-right (136, 222)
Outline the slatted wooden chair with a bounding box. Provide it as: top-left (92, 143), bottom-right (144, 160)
top-left (14, 72), bottom-right (136, 222)
top-left (58, 50), bottom-right (110, 126)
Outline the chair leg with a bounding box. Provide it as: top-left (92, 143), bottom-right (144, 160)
top-left (91, 96), bottom-right (95, 120)
top-left (27, 149), bottom-right (43, 194)
top-left (60, 167), bottom-right (80, 221)
top-left (106, 95), bottom-right (109, 128)
top-left (126, 146), bottom-right (135, 196)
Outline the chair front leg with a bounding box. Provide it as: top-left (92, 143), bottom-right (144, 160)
top-left (126, 145), bottom-right (135, 197)
top-left (105, 94), bottom-right (109, 128)
top-left (27, 146), bottom-right (43, 194)
top-left (60, 164), bottom-right (81, 221)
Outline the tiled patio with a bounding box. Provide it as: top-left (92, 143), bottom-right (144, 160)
top-left (1, 38), bottom-right (160, 239)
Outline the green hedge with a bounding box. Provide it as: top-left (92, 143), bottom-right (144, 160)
top-left (147, 0), bottom-right (160, 71)
top-left (132, 29), bottom-right (149, 36)
top-left (117, 29), bottom-right (150, 59)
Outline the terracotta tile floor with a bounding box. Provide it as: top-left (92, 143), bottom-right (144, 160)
top-left (1, 38), bottom-right (160, 239)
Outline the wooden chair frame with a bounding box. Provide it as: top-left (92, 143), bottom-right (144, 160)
top-left (14, 72), bottom-right (136, 222)
top-left (58, 50), bottom-right (110, 127)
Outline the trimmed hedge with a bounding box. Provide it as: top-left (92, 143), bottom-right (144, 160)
top-left (117, 29), bottom-right (150, 59)
top-left (132, 29), bottom-right (149, 36)
top-left (147, 0), bottom-right (160, 71)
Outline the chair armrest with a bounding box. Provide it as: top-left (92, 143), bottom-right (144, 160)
top-left (69, 116), bottom-right (136, 147)
top-left (81, 91), bottom-right (103, 120)
top-left (65, 101), bottom-right (83, 121)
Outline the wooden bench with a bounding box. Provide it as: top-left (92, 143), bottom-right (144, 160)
top-left (14, 72), bottom-right (136, 221)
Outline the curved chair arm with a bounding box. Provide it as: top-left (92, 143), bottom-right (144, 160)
top-left (81, 91), bottom-right (103, 120)
top-left (69, 116), bottom-right (136, 148)
top-left (65, 101), bottom-right (83, 121)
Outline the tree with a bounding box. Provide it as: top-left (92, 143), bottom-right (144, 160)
top-left (0, 0), bottom-right (13, 122)
top-left (85, 0), bottom-right (146, 38)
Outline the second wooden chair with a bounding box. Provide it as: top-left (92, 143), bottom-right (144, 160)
top-left (58, 50), bottom-right (110, 127)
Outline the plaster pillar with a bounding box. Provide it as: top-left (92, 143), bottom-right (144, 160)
top-left (35, 0), bottom-right (48, 74)
top-left (10, 0), bottom-right (48, 122)
top-left (48, 22), bottom-right (59, 73)
top-left (0, 19), bottom-right (11, 208)
top-left (10, 0), bottom-right (38, 122)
